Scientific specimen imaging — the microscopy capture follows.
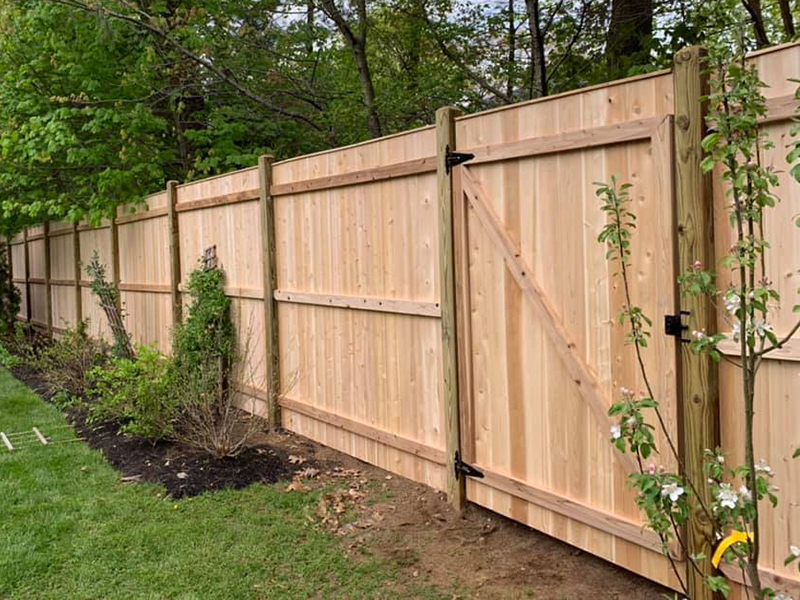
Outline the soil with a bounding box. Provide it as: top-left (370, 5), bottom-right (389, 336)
top-left (10, 364), bottom-right (669, 598)
top-left (10, 364), bottom-right (308, 498)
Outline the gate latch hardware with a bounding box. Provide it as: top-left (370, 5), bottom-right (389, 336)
top-left (454, 451), bottom-right (484, 480)
top-left (664, 311), bottom-right (690, 342)
top-left (445, 145), bottom-right (475, 174)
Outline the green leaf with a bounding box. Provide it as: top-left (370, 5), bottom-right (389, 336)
top-left (700, 155), bottom-right (716, 173)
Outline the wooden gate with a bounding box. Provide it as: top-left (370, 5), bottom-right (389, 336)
top-left (451, 85), bottom-right (683, 587)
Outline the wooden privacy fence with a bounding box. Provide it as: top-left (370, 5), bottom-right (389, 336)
top-left (6, 42), bottom-right (800, 599)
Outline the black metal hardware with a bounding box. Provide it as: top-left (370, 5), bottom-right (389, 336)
top-left (665, 310), bottom-right (691, 342)
top-left (445, 145), bottom-right (475, 175)
top-left (454, 451), bottom-right (484, 480)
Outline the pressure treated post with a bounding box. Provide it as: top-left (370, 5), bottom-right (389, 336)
top-left (674, 45), bottom-right (719, 599)
top-left (109, 214), bottom-right (121, 311)
top-left (43, 222), bottom-right (52, 334)
top-left (167, 181), bottom-right (182, 330)
top-left (22, 228), bottom-right (31, 323)
top-left (259, 155), bottom-right (281, 428)
top-left (72, 223), bottom-right (82, 324)
top-left (436, 106), bottom-right (465, 510)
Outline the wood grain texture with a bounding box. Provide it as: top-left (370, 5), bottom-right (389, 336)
top-left (73, 223), bottom-right (82, 324)
top-left (270, 156), bottom-right (436, 196)
top-left (43, 223), bottom-right (52, 333)
top-left (280, 396), bottom-right (446, 465)
top-left (273, 290), bottom-right (441, 317)
top-left (673, 45), bottom-right (718, 600)
top-left (465, 117), bottom-right (663, 165)
top-left (259, 155), bottom-right (281, 428)
top-left (437, 106), bottom-right (464, 509)
top-left (167, 181), bottom-right (182, 331)
top-left (461, 167), bottom-right (638, 475)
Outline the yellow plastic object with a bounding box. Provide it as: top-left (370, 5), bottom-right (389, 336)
top-left (712, 531), bottom-right (754, 568)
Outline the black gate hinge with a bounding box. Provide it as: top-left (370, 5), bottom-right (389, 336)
top-left (454, 451), bottom-right (484, 480)
top-left (664, 310), bottom-right (690, 342)
top-left (445, 145), bottom-right (475, 175)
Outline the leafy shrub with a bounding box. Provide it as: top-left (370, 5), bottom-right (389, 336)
top-left (173, 260), bottom-right (234, 372)
top-left (0, 341), bottom-right (19, 368)
top-left (0, 244), bottom-right (20, 337)
top-left (173, 336), bottom-right (263, 458)
top-left (171, 256), bottom-right (261, 458)
top-left (35, 321), bottom-right (108, 399)
top-left (87, 345), bottom-right (177, 441)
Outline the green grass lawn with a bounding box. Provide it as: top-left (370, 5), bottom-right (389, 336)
top-left (0, 369), bottom-right (440, 599)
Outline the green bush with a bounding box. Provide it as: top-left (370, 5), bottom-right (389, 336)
top-left (0, 341), bottom-right (19, 368)
top-left (173, 262), bottom-right (234, 372)
top-left (0, 245), bottom-right (20, 337)
top-left (35, 321), bottom-right (107, 400)
top-left (87, 345), bottom-right (177, 441)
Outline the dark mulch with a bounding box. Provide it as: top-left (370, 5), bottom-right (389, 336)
top-left (10, 364), bottom-right (311, 498)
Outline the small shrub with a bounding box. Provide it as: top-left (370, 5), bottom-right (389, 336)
top-left (87, 346), bottom-right (177, 441)
top-left (35, 321), bottom-right (108, 400)
top-left (171, 254), bottom-right (261, 458)
top-left (173, 259), bottom-right (234, 373)
top-left (172, 336), bottom-right (263, 458)
top-left (0, 244), bottom-right (20, 337)
top-left (0, 341), bottom-right (19, 368)
top-left (85, 251), bottom-right (134, 359)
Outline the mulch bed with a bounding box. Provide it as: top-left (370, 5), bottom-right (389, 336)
top-left (10, 364), bottom-right (312, 498)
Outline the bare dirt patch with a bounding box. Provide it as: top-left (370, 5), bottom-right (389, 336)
top-left (263, 430), bottom-right (670, 600)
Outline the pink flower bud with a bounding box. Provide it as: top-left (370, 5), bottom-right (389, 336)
top-left (693, 260), bottom-right (703, 270)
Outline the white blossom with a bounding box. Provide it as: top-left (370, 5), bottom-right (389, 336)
top-left (724, 292), bottom-right (741, 315)
top-left (732, 321), bottom-right (741, 342)
top-left (661, 482), bottom-right (685, 503)
top-left (717, 483), bottom-right (738, 510)
top-left (755, 459), bottom-right (773, 476)
top-left (611, 425), bottom-right (622, 440)
top-left (753, 318), bottom-right (772, 339)
top-left (774, 594), bottom-right (793, 600)
top-left (791, 545), bottom-right (800, 558)
top-left (693, 330), bottom-right (706, 341)
top-left (626, 416), bottom-right (637, 426)
top-left (738, 486), bottom-right (752, 502)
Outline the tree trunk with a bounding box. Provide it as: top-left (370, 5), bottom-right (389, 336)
top-left (351, 39), bottom-right (382, 138)
top-left (740, 0), bottom-right (771, 48)
top-left (606, 0), bottom-right (653, 76)
top-left (524, 0), bottom-right (547, 98)
top-left (507, 0), bottom-right (516, 100)
top-left (318, 0), bottom-right (382, 138)
top-left (776, 0), bottom-right (795, 39)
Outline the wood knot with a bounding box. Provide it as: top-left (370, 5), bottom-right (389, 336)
top-left (676, 49), bottom-right (692, 64)
top-left (676, 115), bottom-right (690, 131)
top-left (693, 394), bottom-right (702, 405)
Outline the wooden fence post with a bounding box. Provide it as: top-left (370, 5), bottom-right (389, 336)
top-left (43, 222), bottom-right (52, 334)
top-left (167, 181), bottom-right (182, 330)
top-left (110, 214), bottom-right (121, 312)
top-left (674, 45), bottom-right (719, 599)
top-left (259, 155), bottom-right (281, 428)
top-left (73, 223), bottom-right (82, 324)
top-left (436, 106), bottom-right (465, 510)
top-left (22, 228), bottom-right (31, 323)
